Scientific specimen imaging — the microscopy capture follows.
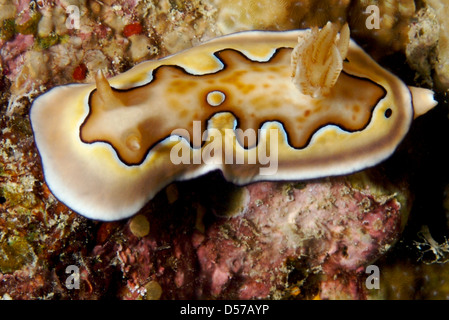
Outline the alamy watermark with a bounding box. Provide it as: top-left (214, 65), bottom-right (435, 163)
top-left (61, 264), bottom-right (381, 291)
top-left (365, 5), bottom-right (380, 30)
top-left (65, 265), bottom-right (80, 289)
top-left (66, 5), bottom-right (80, 30)
top-left (62, 4), bottom-right (380, 31)
top-left (169, 121), bottom-right (279, 176)
top-left (365, 265), bottom-right (380, 290)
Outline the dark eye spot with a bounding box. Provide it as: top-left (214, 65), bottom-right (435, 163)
top-left (384, 108), bottom-right (392, 118)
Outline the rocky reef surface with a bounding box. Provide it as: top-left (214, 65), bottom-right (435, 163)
top-left (1, 0), bottom-right (449, 300)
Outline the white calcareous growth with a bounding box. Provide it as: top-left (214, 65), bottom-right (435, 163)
top-left (30, 24), bottom-right (437, 221)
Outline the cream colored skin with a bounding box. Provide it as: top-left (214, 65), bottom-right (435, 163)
top-left (30, 29), bottom-right (437, 221)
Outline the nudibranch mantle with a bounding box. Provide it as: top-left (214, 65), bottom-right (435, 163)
top-left (30, 26), bottom-right (437, 221)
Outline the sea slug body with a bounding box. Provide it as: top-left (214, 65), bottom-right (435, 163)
top-left (30, 23), bottom-right (437, 220)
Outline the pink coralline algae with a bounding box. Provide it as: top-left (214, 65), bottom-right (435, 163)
top-left (194, 179), bottom-right (404, 299)
top-left (87, 172), bottom-right (407, 300)
top-left (1, 34), bottom-right (34, 80)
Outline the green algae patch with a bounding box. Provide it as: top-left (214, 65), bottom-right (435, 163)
top-left (0, 236), bottom-right (36, 273)
top-left (9, 114), bottom-right (33, 138)
top-left (0, 19), bottom-right (16, 41)
top-left (37, 33), bottom-right (60, 50)
top-left (2, 179), bottom-right (39, 210)
top-left (0, 10), bottom-right (42, 41)
top-left (15, 10), bottom-right (42, 36)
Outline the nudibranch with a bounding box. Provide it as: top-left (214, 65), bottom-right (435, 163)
top-left (30, 23), bottom-right (437, 221)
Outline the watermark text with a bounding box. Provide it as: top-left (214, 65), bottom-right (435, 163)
top-left (169, 121), bottom-right (279, 176)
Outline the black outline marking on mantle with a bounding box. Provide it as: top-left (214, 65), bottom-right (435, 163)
top-left (80, 48), bottom-right (387, 167)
